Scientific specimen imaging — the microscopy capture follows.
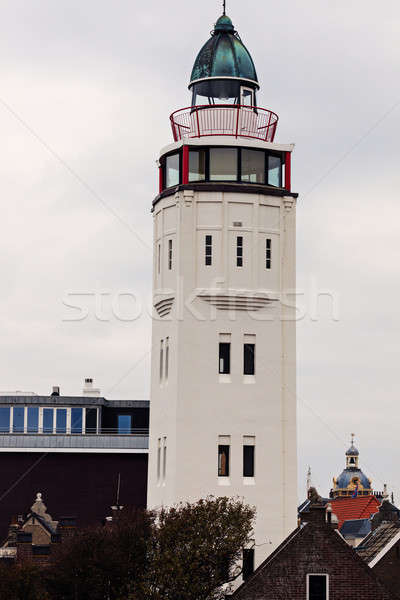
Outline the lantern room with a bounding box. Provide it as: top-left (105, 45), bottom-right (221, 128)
top-left (170, 13), bottom-right (279, 143)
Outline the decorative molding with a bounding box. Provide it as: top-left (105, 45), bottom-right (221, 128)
top-left (154, 296), bottom-right (174, 317)
top-left (198, 291), bottom-right (276, 312)
top-left (283, 196), bottom-right (296, 212)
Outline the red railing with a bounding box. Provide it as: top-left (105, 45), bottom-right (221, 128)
top-left (170, 104), bottom-right (278, 142)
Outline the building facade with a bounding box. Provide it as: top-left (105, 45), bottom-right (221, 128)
top-left (0, 381), bottom-right (149, 541)
top-left (147, 12), bottom-right (298, 565)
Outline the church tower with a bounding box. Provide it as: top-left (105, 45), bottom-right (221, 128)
top-left (147, 11), bottom-right (298, 567)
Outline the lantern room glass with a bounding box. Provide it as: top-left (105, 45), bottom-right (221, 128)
top-left (209, 148), bottom-right (237, 181)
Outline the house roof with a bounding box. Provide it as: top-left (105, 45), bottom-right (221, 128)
top-left (357, 522), bottom-right (400, 566)
top-left (341, 518), bottom-right (371, 539)
top-left (231, 508), bottom-right (395, 600)
top-left (330, 495), bottom-right (380, 529)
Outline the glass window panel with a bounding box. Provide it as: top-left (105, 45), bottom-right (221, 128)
top-left (244, 344), bottom-right (255, 376)
top-left (268, 155), bottom-right (282, 187)
top-left (241, 149), bottom-right (265, 183)
top-left (0, 407), bottom-right (10, 433)
top-left (241, 88), bottom-right (254, 106)
top-left (209, 148), bottom-right (238, 181)
top-left (13, 407), bottom-right (24, 433)
top-left (219, 343), bottom-right (230, 375)
top-left (165, 153), bottom-right (180, 188)
top-left (218, 445), bottom-right (230, 477)
top-left (71, 407), bottom-right (83, 434)
top-left (85, 408), bottom-right (97, 434)
top-left (308, 575), bottom-right (327, 600)
top-left (43, 408), bottom-right (54, 433)
top-left (118, 415), bottom-right (132, 434)
top-left (189, 150), bottom-right (206, 182)
top-left (27, 407), bottom-right (39, 433)
top-left (56, 409), bottom-right (67, 434)
top-left (243, 445), bottom-right (255, 477)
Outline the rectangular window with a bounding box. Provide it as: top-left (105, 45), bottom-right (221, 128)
top-left (218, 445), bottom-right (230, 477)
top-left (308, 575), bottom-right (328, 600)
top-left (157, 438), bottom-right (161, 481)
top-left (43, 408), bottom-right (54, 434)
top-left (205, 235), bottom-right (212, 266)
top-left (160, 340), bottom-right (164, 382)
top-left (56, 409), bottom-right (67, 434)
top-left (165, 337), bottom-right (169, 381)
top-left (268, 155), bottom-right (282, 187)
top-left (118, 414), bottom-right (132, 434)
top-left (165, 153), bottom-right (180, 188)
top-left (85, 408), bottom-right (97, 434)
top-left (157, 244), bottom-right (161, 274)
top-left (27, 407), bottom-right (39, 433)
top-left (219, 343), bottom-right (230, 375)
top-left (189, 149), bottom-right (206, 182)
top-left (236, 236), bottom-right (243, 267)
top-left (209, 148), bottom-right (238, 181)
top-left (244, 343), bottom-right (255, 375)
top-left (71, 407), bottom-right (83, 434)
top-left (13, 407), bottom-right (24, 433)
top-left (163, 437), bottom-right (167, 479)
top-left (168, 240), bottom-right (173, 270)
top-left (241, 149), bottom-right (265, 184)
top-left (266, 238), bottom-right (272, 269)
top-left (0, 407), bottom-right (10, 433)
top-left (242, 548), bottom-right (255, 581)
top-left (243, 445), bottom-right (255, 477)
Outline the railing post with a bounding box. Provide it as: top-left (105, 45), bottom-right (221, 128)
top-left (235, 105), bottom-right (240, 138)
top-left (170, 116), bottom-right (177, 142)
top-left (265, 112), bottom-right (272, 141)
top-left (195, 108), bottom-right (201, 138)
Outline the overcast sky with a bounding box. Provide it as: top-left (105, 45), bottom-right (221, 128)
top-left (0, 0), bottom-right (399, 503)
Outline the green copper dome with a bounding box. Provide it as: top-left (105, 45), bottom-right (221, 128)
top-left (189, 14), bottom-right (259, 88)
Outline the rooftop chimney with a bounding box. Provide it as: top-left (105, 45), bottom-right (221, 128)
top-left (51, 386), bottom-right (60, 396)
top-left (83, 377), bottom-right (101, 397)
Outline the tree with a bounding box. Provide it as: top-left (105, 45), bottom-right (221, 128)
top-left (22, 497), bottom-right (255, 600)
top-left (0, 561), bottom-right (48, 600)
top-left (144, 496), bottom-right (255, 600)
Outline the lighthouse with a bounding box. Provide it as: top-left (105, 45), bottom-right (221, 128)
top-left (147, 11), bottom-right (298, 570)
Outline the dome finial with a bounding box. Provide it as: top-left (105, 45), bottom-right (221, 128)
top-left (351, 432), bottom-right (355, 446)
top-left (223, 0), bottom-right (226, 16)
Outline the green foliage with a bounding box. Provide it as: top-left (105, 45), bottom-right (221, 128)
top-left (5, 497), bottom-right (255, 600)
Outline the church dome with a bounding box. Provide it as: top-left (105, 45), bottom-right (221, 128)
top-left (189, 14), bottom-right (259, 88)
top-left (336, 468), bottom-right (370, 490)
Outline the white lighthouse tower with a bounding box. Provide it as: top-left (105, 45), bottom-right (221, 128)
top-left (147, 11), bottom-right (298, 570)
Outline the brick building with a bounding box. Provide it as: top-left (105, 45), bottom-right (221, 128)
top-left (231, 498), bottom-right (395, 600)
top-left (0, 492), bottom-right (77, 566)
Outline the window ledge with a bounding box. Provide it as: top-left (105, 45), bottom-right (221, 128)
top-left (243, 375), bottom-right (256, 384)
top-left (243, 477), bottom-right (255, 486)
top-left (218, 477), bottom-right (231, 486)
top-left (219, 374), bottom-right (231, 384)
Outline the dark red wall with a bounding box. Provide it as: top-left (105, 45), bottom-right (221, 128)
top-left (0, 452), bottom-right (148, 542)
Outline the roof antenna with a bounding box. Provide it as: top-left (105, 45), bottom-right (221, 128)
top-left (223, 0), bottom-right (226, 15)
top-left (111, 473), bottom-right (123, 512)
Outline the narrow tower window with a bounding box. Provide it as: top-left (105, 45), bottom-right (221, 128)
top-left (307, 575), bottom-right (328, 600)
top-left (168, 240), bottom-right (173, 270)
top-left (163, 437), bottom-right (167, 479)
top-left (165, 337), bottom-right (169, 381)
top-left (160, 340), bottom-right (164, 382)
top-left (244, 343), bottom-right (255, 375)
top-left (205, 235), bottom-right (212, 266)
top-left (242, 548), bottom-right (255, 580)
top-left (219, 343), bottom-right (230, 375)
top-left (157, 244), bottom-right (161, 274)
top-left (157, 438), bottom-right (161, 481)
top-left (266, 238), bottom-right (271, 269)
top-left (243, 445), bottom-right (255, 477)
top-left (236, 236), bottom-right (243, 267)
top-left (218, 445), bottom-right (230, 477)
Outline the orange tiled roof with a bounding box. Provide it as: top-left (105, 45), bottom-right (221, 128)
top-left (330, 495), bottom-right (380, 529)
